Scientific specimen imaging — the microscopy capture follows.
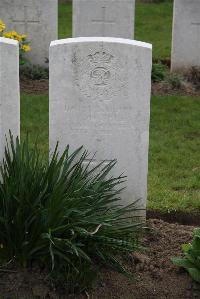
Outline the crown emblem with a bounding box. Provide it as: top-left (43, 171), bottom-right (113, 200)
top-left (88, 51), bottom-right (113, 64)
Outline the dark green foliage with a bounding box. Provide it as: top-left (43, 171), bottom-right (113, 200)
top-left (151, 0), bottom-right (172, 3)
top-left (140, 0), bottom-right (171, 2)
top-left (0, 133), bottom-right (141, 292)
top-left (20, 65), bottom-right (49, 80)
top-left (172, 228), bottom-right (200, 283)
top-left (166, 73), bottom-right (183, 89)
top-left (19, 54), bottom-right (28, 66)
top-left (151, 63), bottom-right (168, 82)
top-left (186, 67), bottom-right (200, 89)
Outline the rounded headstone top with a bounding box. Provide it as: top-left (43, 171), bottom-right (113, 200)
top-left (50, 37), bottom-right (152, 50)
top-left (0, 37), bottom-right (18, 46)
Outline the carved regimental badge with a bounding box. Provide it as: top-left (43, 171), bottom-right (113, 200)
top-left (88, 51), bottom-right (113, 86)
top-left (74, 46), bottom-right (127, 101)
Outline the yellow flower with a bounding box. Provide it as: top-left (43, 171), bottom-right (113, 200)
top-left (14, 33), bottom-right (22, 41)
top-left (21, 44), bottom-right (31, 52)
top-left (21, 34), bottom-right (27, 41)
top-left (0, 244), bottom-right (3, 249)
top-left (3, 31), bottom-right (15, 39)
top-left (3, 31), bottom-right (23, 41)
top-left (0, 20), bottom-right (6, 32)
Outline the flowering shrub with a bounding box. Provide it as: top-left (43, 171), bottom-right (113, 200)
top-left (0, 19), bottom-right (31, 65)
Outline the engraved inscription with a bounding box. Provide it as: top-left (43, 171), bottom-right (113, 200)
top-left (91, 6), bottom-right (115, 36)
top-left (191, 22), bottom-right (200, 26)
top-left (83, 159), bottom-right (113, 172)
top-left (84, 159), bottom-right (113, 164)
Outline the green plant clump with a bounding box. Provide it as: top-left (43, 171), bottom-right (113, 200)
top-left (172, 228), bottom-right (200, 283)
top-left (20, 65), bottom-right (49, 80)
top-left (151, 62), bottom-right (168, 82)
top-left (0, 133), bottom-right (141, 292)
top-left (186, 67), bottom-right (200, 89)
top-left (166, 73), bottom-right (183, 89)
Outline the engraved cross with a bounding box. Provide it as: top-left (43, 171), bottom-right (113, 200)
top-left (92, 6), bottom-right (115, 36)
top-left (12, 5), bottom-right (40, 33)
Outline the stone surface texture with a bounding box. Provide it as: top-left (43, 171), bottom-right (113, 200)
top-left (49, 37), bottom-right (152, 214)
top-left (0, 37), bottom-right (20, 161)
top-left (0, 0), bottom-right (58, 66)
top-left (171, 0), bottom-right (200, 71)
top-left (73, 0), bottom-right (135, 39)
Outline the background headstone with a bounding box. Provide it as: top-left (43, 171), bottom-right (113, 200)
top-left (0, 37), bottom-right (20, 160)
top-left (171, 0), bottom-right (200, 72)
top-left (0, 0), bottom-right (58, 66)
top-left (49, 37), bottom-right (152, 216)
top-left (73, 0), bottom-right (135, 39)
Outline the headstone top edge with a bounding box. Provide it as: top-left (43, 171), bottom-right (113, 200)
top-left (0, 37), bottom-right (18, 46)
top-left (50, 37), bottom-right (152, 50)
top-left (74, 0), bottom-right (135, 3)
top-left (73, 0), bottom-right (135, 1)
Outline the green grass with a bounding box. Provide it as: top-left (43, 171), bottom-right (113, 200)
top-left (20, 95), bottom-right (200, 213)
top-left (21, 94), bottom-right (48, 157)
top-left (149, 96), bottom-right (200, 212)
top-left (135, 2), bottom-right (173, 60)
top-left (58, 3), bottom-right (72, 39)
top-left (58, 1), bottom-right (173, 60)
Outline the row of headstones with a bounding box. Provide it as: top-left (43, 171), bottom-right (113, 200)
top-left (1, 0), bottom-right (200, 71)
top-left (0, 35), bottom-right (152, 218)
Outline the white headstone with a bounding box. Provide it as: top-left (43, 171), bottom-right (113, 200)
top-left (0, 0), bottom-right (58, 66)
top-left (0, 37), bottom-right (20, 160)
top-left (171, 0), bottom-right (200, 71)
top-left (49, 37), bottom-right (152, 216)
top-left (73, 0), bottom-right (135, 39)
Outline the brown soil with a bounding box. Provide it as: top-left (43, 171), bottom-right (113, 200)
top-left (147, 210), bottom-right (200, 226)
top-left (20, 79), bottom-right (49, 95)
top-left (20, 79), bottom-right (200, 97)
top-left (0, 219), bottom-right (199, 299)
top-left (151, 81), bottom-right (200, 96)
top-left (59, 0), bottom-right (72, 3)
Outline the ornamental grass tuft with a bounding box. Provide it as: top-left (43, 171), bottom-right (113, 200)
top-left (0, 133), bottom-right (141, 292)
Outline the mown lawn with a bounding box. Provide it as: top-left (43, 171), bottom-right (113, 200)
top-left (20, 94), bottom-right (200, 213)
top-left (58, 1), bottom-right (173, 60)
top-left (20, 95), bottom-right (49, 157)
top-left (149, 96), bottom-right (200, 212)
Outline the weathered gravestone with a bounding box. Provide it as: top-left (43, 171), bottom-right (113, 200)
top-left (73, 0), bottom-right (135, 39)
top-left (0, 0), bottom-right (58, 66)
top-left (171, 0), bottom-right (200, 71)
top-left (49, 37), bottom-right (152, 216)
top-left (0, 37), bottom-right (20, 161)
